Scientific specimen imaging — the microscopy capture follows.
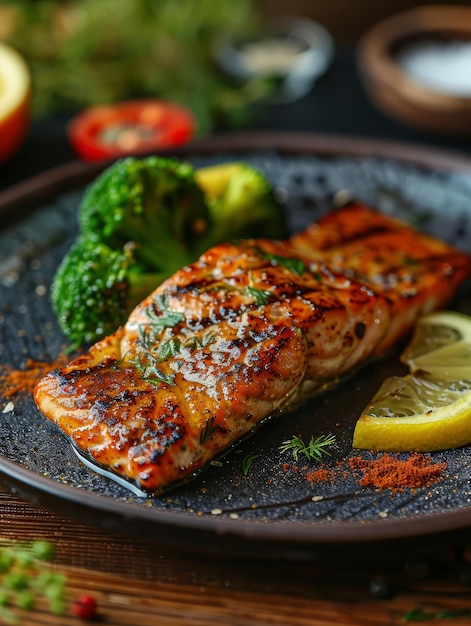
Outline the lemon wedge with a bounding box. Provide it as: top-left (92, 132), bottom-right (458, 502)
top-left (353, 310), bottom-right (471, 452)
top-left (0, 42), bottom-right (31, 163)
top-left (401, 310), bottom-right (471, 380)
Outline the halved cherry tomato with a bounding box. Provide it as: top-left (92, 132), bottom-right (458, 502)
top-left (67, 99), bottom-right (196, 161)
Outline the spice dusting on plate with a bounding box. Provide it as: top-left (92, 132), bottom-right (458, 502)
top-left (0, 355), bottom-right (70, 398)
top-left (306, 467), bottom-right (331, 483)
top-left (303, 452), bottom-right (447, 491)
top-left (349, 453), bottom-right (447, 490)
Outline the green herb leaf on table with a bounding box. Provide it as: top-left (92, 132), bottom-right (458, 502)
top-left (402, 606), bottom-right (471, 621)
top-left (0, 540), bottom-right (67, 624)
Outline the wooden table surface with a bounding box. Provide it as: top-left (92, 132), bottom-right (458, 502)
top-left (0, 490), bottom-right (469, 625)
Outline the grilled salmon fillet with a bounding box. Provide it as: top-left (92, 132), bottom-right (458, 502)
top-left (34, 203), bottom-right (471, 494)
top-left (290, 202), bottom-right (471, 352)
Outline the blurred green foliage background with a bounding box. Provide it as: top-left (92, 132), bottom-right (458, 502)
top-left (0, 0), bottom-right (268, 134)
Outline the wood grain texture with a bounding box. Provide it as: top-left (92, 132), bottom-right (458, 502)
top-left (0, 491), bottom-right (471, 625)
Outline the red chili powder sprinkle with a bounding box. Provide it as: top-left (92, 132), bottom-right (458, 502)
top-left (0, 355), bottom-right (70, 399)
top-left (306, 468), bottom-right (332, 483)
top-left (349, 453), bottom-right (447, 490)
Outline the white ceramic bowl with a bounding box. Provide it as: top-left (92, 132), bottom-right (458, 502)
top-left (214, 17), bottom-right (334, 103)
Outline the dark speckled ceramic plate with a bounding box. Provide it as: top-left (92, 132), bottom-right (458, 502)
top-left (1, 133), bottom-right (471, 560)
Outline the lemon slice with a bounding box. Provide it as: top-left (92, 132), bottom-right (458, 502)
top-left (353, 374), bottom-right (471, 451)
top-left (401, 310), bottom-right (471, 380)
top-left (353, 310), bottom-right (471, 452)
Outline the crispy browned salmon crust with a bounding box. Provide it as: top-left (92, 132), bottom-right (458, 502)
top-left (34, 203), bottom-right (471, 493)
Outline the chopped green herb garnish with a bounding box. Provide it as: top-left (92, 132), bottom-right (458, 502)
top-left (182, 337), bottom-right (201, 352)
top-left (157, 338), bottom-right (182, 361)
top-left (139, 291), bottom-right (185, 347)
top-left (246, 286), bottom-right (273, 306)
top-left (182, 332), bottom-right (216, 352)
top-left (402, 256), bottom-right (420, 267)
top-left (263, 252), bottom-right (305, 276)
top-left (130, 353), bottom-right (175, 386)
top-left (156, 332), bottom-right (216, 362)
top-left (154, 292), bottom-right (185, 322)
top-left (200, 417), bottom-right (220, 444)
top-left (279, 434), bottom-right (336, 462)
top-left (241, 454), bottom-right (261, 476)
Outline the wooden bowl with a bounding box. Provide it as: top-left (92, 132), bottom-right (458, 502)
top-left (358, 5), bottom-right (471, 136)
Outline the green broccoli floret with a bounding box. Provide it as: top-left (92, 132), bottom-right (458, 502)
top-left (51, 238), bottom-right (168, 350)
top-left (194, 161), bottom-right (286, 251)
top-left (78, 155), bottom-right (210, 272)
top-left (51, 157), bottom-right (286, 349)
top-left (50, 155), bottom-right (210, 348)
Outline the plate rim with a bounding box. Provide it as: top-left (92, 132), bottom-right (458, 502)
top-left (2, 131), bottom-right (471, 554)
top-left (2, 132), bottom-right (471, 215)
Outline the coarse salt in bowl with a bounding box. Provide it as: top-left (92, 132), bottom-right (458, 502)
top-left (358, 5), bottom-right (471, 137)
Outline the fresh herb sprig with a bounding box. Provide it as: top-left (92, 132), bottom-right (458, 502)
top-left (139, 292), bottom-right (185, 348)
top-left (0, 540), bottom-right (67, 623)
top-left (279, 434), bottom-right (336, 462)
top-left (157, 331), bottom-right (216, 363)
top-left (156, 337), bottom-right (182, 362)
top-left (129, 353), bottom-right (175, 387)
